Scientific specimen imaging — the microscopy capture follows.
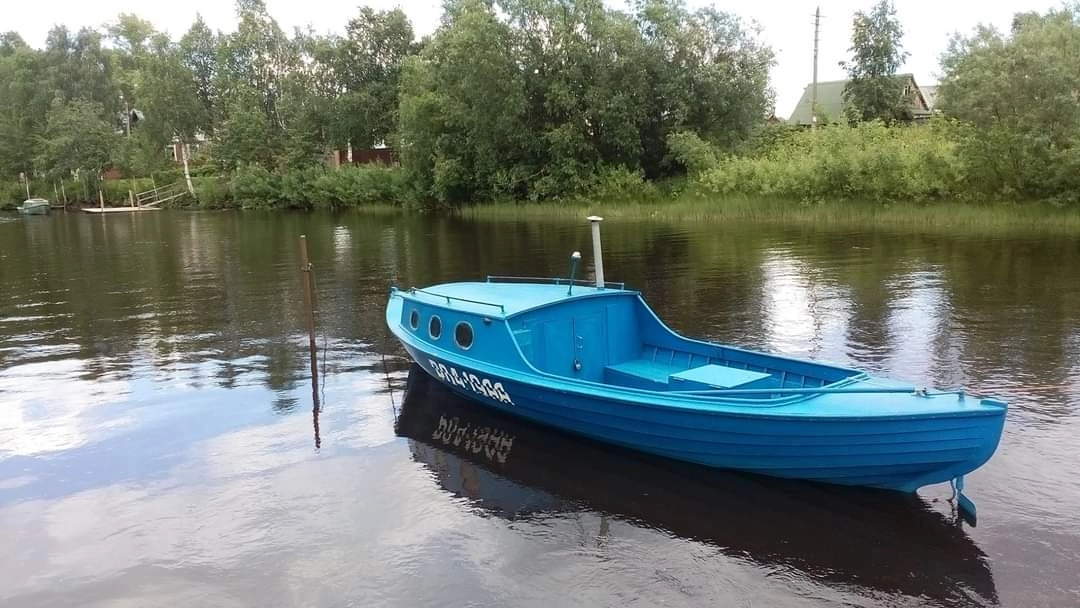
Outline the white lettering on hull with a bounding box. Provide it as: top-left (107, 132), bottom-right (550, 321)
top-left (428, 359), bottom-right (515, 405)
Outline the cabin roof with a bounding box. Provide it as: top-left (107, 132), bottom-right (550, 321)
top-left (400, 281), bottom-right (635, 318)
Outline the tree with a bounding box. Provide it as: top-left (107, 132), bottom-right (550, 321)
top-left (331, 8), bottom-right (416, 149)
top-left (635, 0), bottom-right (774, 169)
top-left (179, 15), bottom-right (219, 136)
top-left (398, 0), bottom-right (528, 203)
top-left (398, 0), bottom-right (774, 204)
top-left (278, 28), bottom-right (337, 168)
top-left (34, 97), bottom-right (117, 178)
top-left (0, 36), bottom-right (45, 176)
top-left (134, 33), bottom-right (208, 170)
top-left (938, 6), bottom-right (1080, 199)
top-left (841, 0), bottom-right (909, 123)
top-left (212, 0), bottom-right (294, 168)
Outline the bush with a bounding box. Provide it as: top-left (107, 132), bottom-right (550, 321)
top-left (308, 165), bottom-right (410, 209)
top-left (228, 164), bottom-right (409, 210)
top-left (0, 181), bottom-right (25, 209)
top-left (667, 131), bottom-right (720, 176)
top-left (192, 177), bottom-right (231, 208)
top-left (695, 119), bottom-right (967, 203)
top-left (100, 178), bottom-right (157, 205)
top-left (582, 166), bottom-right (661, 203)
top-left (230, 165), bottom-right (284, 209)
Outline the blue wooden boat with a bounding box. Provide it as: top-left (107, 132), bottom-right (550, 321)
top-left (385, 217), bottom-right (1007, 499)
top-left (395, 365), bottom-right (999, 604)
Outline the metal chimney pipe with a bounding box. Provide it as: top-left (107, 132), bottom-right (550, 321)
top-left (587, 216), bottom-right (605, 288)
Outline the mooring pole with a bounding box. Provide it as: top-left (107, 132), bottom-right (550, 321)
top-left (299, 235), bottom-right (320, 408)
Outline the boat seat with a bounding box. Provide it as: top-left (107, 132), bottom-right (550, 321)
top-left (668, 364), bottom-right (772, 391)
top-left (604, 359), bottom-right (678, 390)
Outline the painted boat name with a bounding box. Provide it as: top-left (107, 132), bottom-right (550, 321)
top-left (428, 359), bottom-right (515, 405)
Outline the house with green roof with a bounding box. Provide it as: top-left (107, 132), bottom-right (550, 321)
top-left (787, 73), bottom-right (934, 126)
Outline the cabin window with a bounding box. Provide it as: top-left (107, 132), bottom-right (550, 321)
top-left (454, 322), bottom-right (474, 350)
top-left (429, 315), bottom-right (442, 339)
top-left (409, 310), bottom-right (420, 330)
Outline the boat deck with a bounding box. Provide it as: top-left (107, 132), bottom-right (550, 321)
top-left (402, 281), bottom-right (632, 318)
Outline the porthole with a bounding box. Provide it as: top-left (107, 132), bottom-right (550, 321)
top-left (429, 315), bottom-right (442, 339)
top-left (454, 322), bottom-right (474, 350)
top-left (409, 310), bottom-right (420, 330)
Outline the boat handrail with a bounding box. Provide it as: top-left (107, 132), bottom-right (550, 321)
top-left (682, 386), bottom-right (968, 399)
top-left (485, 275), bottom-right (626, 290)
top-left (407, 287), bottom-right (506, 313)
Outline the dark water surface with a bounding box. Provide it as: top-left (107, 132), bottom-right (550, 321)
top-left (0, 210), bottom-right (1077, 607)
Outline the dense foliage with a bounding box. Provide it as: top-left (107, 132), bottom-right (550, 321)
top-left (676, 4), bottom-right (1080, 205)
top-left (684, 120), bottom-right (964, 203)
top-left (398, 0), bottom-right (774, 203)
top-left (0, 0), bottom-right (773, 209)
top-left (938, 7), bottom-right (1080, 201)
top-left (0, 1), bottom-right (417, 189)
top-left (2, 2), bottom-right (1080, 210)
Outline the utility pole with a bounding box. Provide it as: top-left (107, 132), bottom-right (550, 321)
top-left (811, 6), bottom-right (821, 129)
top-left (120, 93), bottom-right (130, 137)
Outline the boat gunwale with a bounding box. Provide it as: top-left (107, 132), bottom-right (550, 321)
top-left (391, 283), bottom-right (641, 321)
top-left (387, 291), bottom-right (1006, 417)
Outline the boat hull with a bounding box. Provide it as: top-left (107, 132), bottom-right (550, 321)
top-left (398, 341), bottom-right (1004, 493)
top-left (18, 201), bottom-right (49, 215)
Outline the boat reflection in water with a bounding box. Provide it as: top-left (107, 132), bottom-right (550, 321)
top-left (395, 364), bottom-right (998, 607)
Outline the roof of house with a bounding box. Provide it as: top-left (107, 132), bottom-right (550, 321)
top-left (786, 73), bottom-right (932, 125)
top-left (787, 79), bottom-right (849, 125)
top-left (920, 85), bottom-right (939, 110)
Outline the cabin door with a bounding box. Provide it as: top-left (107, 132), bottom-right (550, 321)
top-left (571, 312), bottom-right (606, 381)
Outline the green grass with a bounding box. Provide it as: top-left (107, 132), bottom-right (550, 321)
top-left (450, 195), bottom-right (1080, 235)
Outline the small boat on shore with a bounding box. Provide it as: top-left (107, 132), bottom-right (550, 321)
top-left (18, 198), bottom-right (50, 215)
top-left (385, 217), bottom-right (1007, 504)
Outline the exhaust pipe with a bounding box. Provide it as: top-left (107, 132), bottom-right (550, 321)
top-left (587, 216), bottom-right (604, 288)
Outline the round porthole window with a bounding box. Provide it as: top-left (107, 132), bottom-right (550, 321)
top-left (429, 315), bottom-right (442, 339)
top-left (408, 310), bottom-right (420, 330)
top-left (454, 322), bottom-right (474, 350)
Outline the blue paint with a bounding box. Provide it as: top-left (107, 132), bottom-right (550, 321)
top-left (386, 278), bottom-right (1008, 494)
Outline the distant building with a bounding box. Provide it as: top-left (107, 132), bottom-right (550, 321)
top-left (920, 85), bottom-right (939, 112)
top-left (326, 141), bottom-right (399, 169)
top-left (787, 74), bottom-right (935, 126)
top-left (165, 133), bottom-right (210, 163)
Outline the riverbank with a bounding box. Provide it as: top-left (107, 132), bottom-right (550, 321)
top-left (453, 196), bottom-right (1080, 235)
top-left (7, 163), bottom-right (1080, 236)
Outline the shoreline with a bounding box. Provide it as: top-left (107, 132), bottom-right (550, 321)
top-left (448, 197), bottom-right (1080, 235)
top-left (7, 194), bottom-right (1080, 235)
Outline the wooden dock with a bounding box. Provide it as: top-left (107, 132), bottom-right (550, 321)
top-left (82, 181), bottom-right (188, 214)
top-left (83, 206), bottom-right (163, 214)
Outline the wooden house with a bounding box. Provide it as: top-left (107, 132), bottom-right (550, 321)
top-left (786, 74), bottom-right (935, 126)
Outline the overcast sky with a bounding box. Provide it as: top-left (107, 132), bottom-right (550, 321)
top-left (6, 0), bottom-right (1063, 119)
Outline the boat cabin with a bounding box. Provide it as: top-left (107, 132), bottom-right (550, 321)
top-left (392, 278), bottom-right (860, 397)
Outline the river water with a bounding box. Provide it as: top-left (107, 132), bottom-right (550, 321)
top-left (0, 210), bottom-right (1077, 607)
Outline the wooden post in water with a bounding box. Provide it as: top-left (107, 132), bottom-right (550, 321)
top-left (299, 235), bottom-right (320, 408)
top-left (129, 190), bottom-right (135, 208)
